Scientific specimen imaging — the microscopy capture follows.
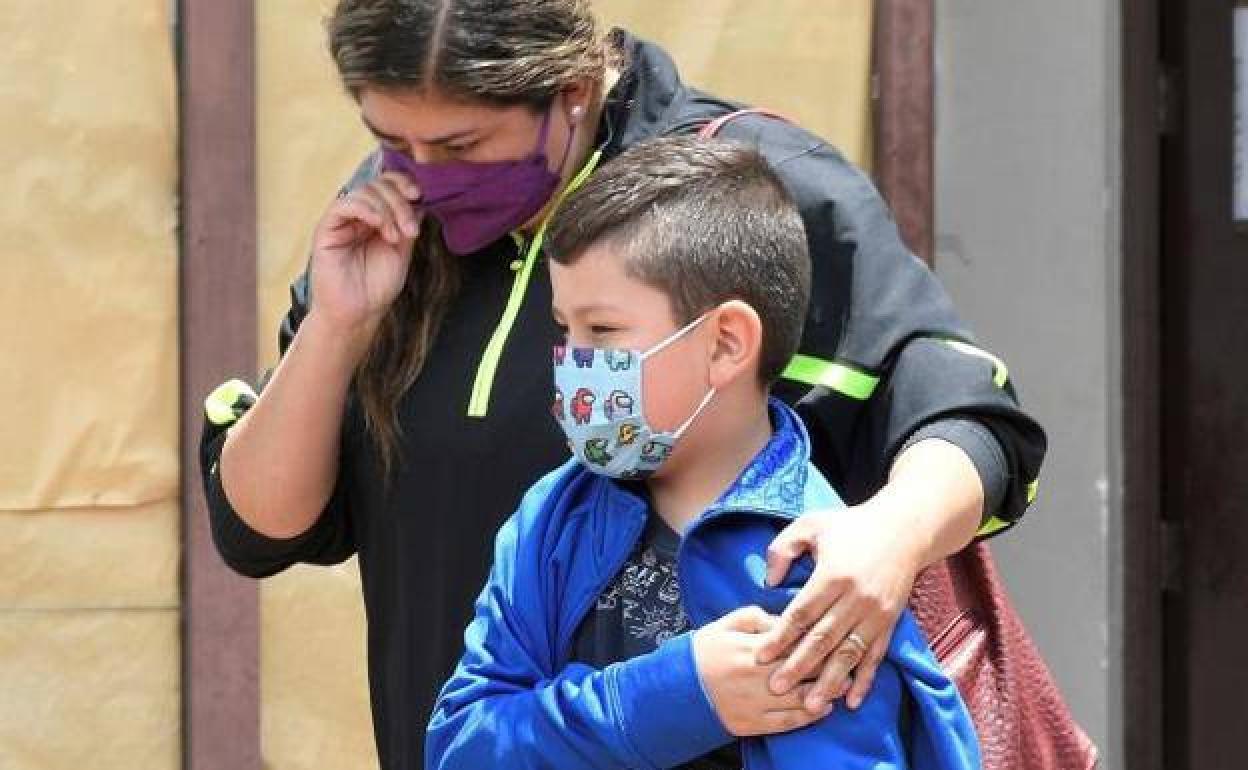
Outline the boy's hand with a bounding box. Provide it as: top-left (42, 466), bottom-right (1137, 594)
top-left (692, 606), bottom-right (828, 737)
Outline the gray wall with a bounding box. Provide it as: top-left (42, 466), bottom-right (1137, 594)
top-left (932, 1), bottom-right (1121, 766)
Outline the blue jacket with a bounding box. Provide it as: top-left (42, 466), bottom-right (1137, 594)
top-left (426, 401), bottom-right (980, 769)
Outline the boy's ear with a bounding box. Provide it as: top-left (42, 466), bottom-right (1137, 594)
top-left (706, 300), bottom-right (763, 389)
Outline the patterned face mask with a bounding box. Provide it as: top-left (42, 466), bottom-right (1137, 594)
top-left (551, 314), bottom-right (716, 479)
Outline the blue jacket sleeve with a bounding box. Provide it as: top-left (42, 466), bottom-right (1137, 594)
top-left (426, 477), bottom-right (733, 770)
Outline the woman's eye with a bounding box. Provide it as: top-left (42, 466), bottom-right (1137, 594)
top-left (590, 325), bottom-right (618, 335)
top-left (446, 141), bottom-right (479, 155)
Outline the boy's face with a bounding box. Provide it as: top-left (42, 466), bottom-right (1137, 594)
top-left (550, 241), bottom-right (713, 437)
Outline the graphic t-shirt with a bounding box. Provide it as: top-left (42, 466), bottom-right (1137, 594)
top-left (571, 515), bottom-right (743, 770)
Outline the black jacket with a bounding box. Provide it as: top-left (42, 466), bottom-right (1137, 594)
top-left (200, 31), bottom-right (1045, 770)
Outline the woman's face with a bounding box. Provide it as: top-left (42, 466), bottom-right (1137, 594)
top-left (359, 86), bottom-right (572, 167)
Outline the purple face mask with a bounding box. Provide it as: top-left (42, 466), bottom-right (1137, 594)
top-left (379, 105), bottom-right (575, 255)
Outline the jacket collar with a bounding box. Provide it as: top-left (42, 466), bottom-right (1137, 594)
top-left (708, 398), bottom-right (812, 520)
top-left (597, 29), bottom-right (689, 161)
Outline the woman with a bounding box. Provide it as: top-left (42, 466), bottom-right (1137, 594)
top-left (200, 1), bottom-right (1045, 767)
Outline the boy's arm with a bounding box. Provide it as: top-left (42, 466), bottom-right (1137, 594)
top-left (426, 480), bottom-right (732, 770)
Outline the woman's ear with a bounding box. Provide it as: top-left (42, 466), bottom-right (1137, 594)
top-left (706, 300), bottom-right (764, 390)
top-left (561, 79), bottom-right (593, 124)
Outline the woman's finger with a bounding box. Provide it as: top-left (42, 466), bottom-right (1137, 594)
top-left (378, 169), bottom-right (422, 202)
top-left (763, 516), bottom-right (816, 588)
top-left (757, 569), bottom-right (846, 670)
top-left (370, 175), bottom-right (422, 237)
top-left (778, 601), bottom-right (858, 708)
top-left (342, 187), bottom-right (403, 244)
top-left (845, 625), bottom-right (891, 710)
top-left (802, 624), bottom-right (871, 713)
top-left (334, 194), bottom-right (385, 232)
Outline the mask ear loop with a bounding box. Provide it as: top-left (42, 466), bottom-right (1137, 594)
top-left (670, 387), bottom-right (717, 440)
top-left (639, 312), bottom-right (710, 361)
top-left (638, 311), bottom-right (718, 439)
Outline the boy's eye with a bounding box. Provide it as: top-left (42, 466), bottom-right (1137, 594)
top-left (590, 325), bottom-right (618, 335)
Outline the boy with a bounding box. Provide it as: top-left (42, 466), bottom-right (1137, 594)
top-left (425, 137), bottom-right (979, 769)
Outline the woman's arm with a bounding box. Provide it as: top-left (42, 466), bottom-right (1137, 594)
top-left (216, 168), bottom-right (419, 538)
top-left (217, 311), bottom-right (371, 538)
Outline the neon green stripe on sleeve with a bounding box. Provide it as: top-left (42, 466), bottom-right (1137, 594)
top-left (941, 339), bottom-right (1009, 388)
top-left (204, 379), bottom-right (256, 427)
top-left (977, 515), bottom-right (1013, 537)
top-left (781, 354), bottom-right (880, 401)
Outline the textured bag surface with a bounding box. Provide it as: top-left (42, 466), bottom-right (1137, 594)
top-left (910, 543), bottom-right (1099, 770)
top-left (699, 109), bottom-right (1097, 768)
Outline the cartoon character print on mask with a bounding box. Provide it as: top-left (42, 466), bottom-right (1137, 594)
top-left (572, 348), bottom-right (595, 368)
top-left (641, 440), bottom-right (674, 465)
top-left (571, 388), bottom-right (596, 425)
top-left (604, 390), bottom-right (635, 420)
top-left (583, 438), bottom-right (613, 467)
top-left (551, 314), bottom-right (716, 479)
top-left (551, 387), bottom-right (565, 422)
top-left (617, 423), bottom-right (641, 446)
top-left (604, 350), bottom-right (633, 371)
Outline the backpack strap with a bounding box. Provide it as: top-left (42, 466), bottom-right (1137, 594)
top-left (696, 107), bottom-right (792, 139)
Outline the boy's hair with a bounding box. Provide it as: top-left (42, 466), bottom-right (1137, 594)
top-left (547, 136), bottom-right (811, 383)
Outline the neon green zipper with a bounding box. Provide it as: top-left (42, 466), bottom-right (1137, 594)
top-left (466, 149), bottom-right (604, 418)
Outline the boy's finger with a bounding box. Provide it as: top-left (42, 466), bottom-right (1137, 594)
top-left (719, 605), bottom-right (777, 634)
top-left (758, 706), bottom-right (827, 736)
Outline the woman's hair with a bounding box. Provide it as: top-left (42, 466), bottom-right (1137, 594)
top-left (325, 0), bottom-right (613, 476)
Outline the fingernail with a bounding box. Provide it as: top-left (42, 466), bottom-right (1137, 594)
top-left (401, 220), bottom-right (417, 237)
top-left (806, 696), bottom-right (824, 713)
top-left (772, 676), bottom-right (791, 693)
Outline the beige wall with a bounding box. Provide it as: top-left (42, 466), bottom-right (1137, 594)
top-left (254, 3), bottom-right (871, 767)
top-left (0, 2), bottom-right (180, 768)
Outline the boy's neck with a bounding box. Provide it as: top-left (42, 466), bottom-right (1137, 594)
top-left (645, 392), bottom-right (774, 535)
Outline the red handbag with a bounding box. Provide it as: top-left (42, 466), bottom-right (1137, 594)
top-left (910, 543), bottom-right (1099, 770)
top-left (699, 108), bottom-right (1099, 769)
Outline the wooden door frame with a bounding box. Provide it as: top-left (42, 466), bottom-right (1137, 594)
top-left (178, 1), bottom-right (261, 768)
top-left (1121, 0), bottom-right (1166, 767)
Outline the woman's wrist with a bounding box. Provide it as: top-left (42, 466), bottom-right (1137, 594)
top-left (300, 308), bottom-right (380, 371)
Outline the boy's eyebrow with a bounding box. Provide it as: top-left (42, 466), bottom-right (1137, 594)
top-left (555, 301), bottom-right (628, 317)
top-left (360, 114), bottom-right (477, 146)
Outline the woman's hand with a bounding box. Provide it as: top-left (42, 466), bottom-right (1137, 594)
top-left (692, 606), bottom-right (827, 737)
top-left (755, 438), bottom-right (986, 715)
top-left (754, 496), bottom-right (924, 715)
top-left (309, 170), bottom-right (423, 334)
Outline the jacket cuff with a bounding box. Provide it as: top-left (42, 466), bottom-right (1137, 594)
top-left (901, 417), bottom-right (1009, 524)
top-left (605, 631), bottom-right (733, 768)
